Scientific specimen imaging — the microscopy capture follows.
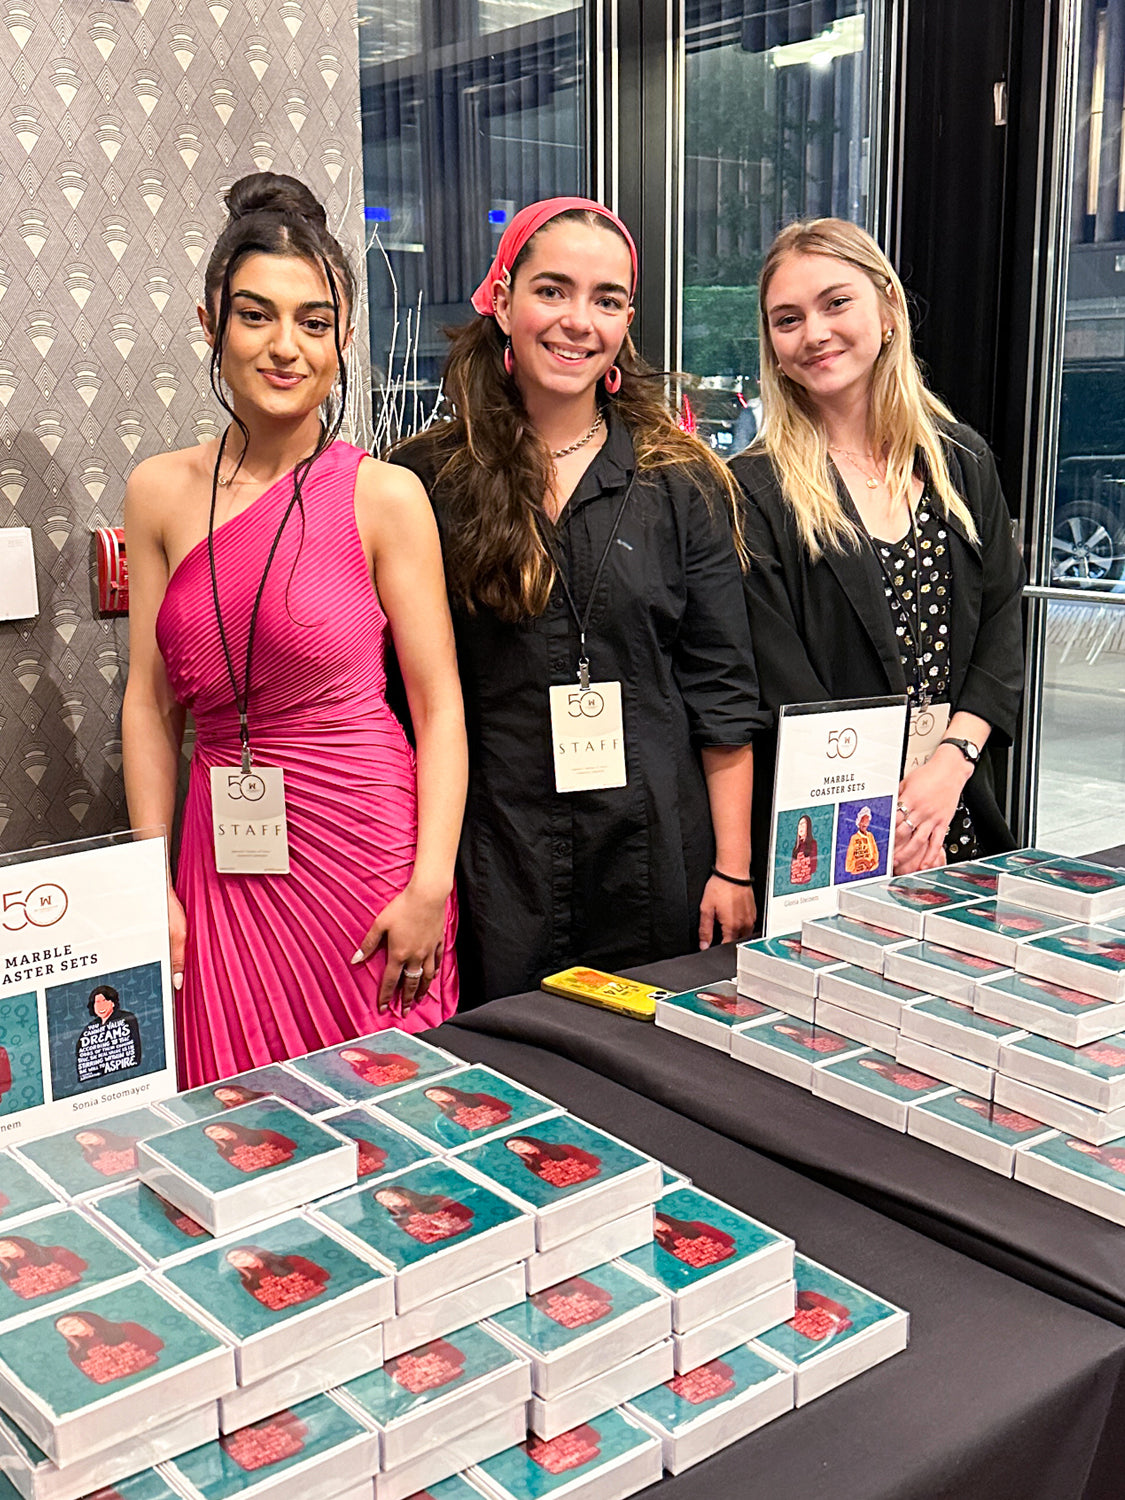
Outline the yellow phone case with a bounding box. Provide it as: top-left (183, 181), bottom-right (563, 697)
top-left (539, 966), bottom-right (669, 1020)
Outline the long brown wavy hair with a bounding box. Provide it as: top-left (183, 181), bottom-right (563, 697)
top-left (392, 209), bottom-right (747, 621)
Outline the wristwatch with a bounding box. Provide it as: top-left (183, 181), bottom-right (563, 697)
top-left (939, 736), bottom-right (981, 766)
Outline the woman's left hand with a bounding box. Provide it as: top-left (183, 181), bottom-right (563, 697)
top-left (351, 881), bottom-right (449, 1014)
top-left (894, 748), bottom-right (971, 874)
top-left (699, 875), bottom-right (757, 948)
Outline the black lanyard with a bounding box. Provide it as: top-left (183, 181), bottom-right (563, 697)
top-left (539, 473), bottom-right (637, 692)
top-left (206, 428), bottom-right (319, 773)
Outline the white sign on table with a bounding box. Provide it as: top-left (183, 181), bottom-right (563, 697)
top-left (764, 696), bottom-right (909, 938)
top-left (0, 831), bottom-right (176, 1145)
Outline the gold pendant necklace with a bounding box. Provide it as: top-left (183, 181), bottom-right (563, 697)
top-left (830, 445), bottom-right (884, 490)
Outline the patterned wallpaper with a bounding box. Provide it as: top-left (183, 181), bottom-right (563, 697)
top-left (0, 0), bottom-right (364, 853)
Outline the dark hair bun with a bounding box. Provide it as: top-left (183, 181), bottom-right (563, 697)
top-left (225, 172), bottom-right (327, 229)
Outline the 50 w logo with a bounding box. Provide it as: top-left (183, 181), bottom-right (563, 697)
top-left (826, 727), bottom-right (858, 759)
top-left (2, 883), bottom-right (68, 932)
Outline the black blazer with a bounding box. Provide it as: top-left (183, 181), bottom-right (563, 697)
top-left (730, 422), bottom-right (1026, 887)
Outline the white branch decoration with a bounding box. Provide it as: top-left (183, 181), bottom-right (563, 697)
top-left (334, 171), bottom-right (445, 455)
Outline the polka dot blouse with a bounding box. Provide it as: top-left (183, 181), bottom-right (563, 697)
top-left (877, 496), bottom-right (979, 862)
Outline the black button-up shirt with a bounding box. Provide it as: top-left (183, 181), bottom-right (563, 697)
top-left (395, 416), bottom-right (763, 1002)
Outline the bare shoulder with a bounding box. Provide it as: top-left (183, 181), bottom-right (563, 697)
top-left (354, 455), bottom-right (438, 553)
top-left (355, 453), bottom-right (432, 512)
top-left (126, 445), bottom-right (208, 517)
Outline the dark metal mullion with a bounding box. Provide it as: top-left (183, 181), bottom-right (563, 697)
top-left (873, 0), bottom-right (906, 256)
top-left (586, 0), bottom-right (611, 202)
top-left (1010, 0), bottom-right (1083, 843)
top-left (614, 0), bottom-right (677, 373)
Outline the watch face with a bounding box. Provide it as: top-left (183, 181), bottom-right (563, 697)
top-left (946, 738), bottom-right (978, 763)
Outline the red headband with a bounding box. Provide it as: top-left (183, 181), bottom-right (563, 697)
top-left (470, 197), bottom-right (638, 317)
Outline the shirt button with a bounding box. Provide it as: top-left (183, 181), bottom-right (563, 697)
top-left (551, 659), bottom-right (568, 675)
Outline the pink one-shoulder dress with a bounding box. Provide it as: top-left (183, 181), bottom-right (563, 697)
top-left (156, 440), bottom-right (458, 1086)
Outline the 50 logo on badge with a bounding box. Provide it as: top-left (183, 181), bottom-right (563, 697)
top-left (2, 883), bottom-right (68, 932)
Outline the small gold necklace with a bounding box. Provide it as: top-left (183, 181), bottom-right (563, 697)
top-left (830, 445), bottom-right (885, 490)
top-left (215, 446), bottom-right (248, 487)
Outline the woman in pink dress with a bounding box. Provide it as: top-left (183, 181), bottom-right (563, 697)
top-left (122, 173), bottom-right (466, 1085)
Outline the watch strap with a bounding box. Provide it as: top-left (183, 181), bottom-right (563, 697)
top-left (939, 736), bottom-right (980, 765)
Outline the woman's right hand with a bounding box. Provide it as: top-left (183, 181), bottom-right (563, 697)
top-left (167, 884), bottom-right (186, 993)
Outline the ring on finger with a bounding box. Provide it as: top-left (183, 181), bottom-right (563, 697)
top-left (897, 802), bottom-right (911, 818)
top-left (902, 816), bottom-right (916, 832)
top-left (403, 966), bottom-right (424, 979)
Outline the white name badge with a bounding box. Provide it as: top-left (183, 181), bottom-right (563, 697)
top-left (549, 681), bottom-right (628, 793)
top-left (904, 700), bottom-right (952, 772)
top-left (210, 765), bottom-right (291, 874)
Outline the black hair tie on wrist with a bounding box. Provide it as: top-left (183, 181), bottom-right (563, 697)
top-left (712, 866), bottom-right (753, 887)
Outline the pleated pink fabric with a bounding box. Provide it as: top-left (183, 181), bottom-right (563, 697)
top-left (156, 440), bottom-right (458, 1086)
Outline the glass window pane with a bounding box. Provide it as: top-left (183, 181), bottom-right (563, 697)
top-left (1052, 0), bottom-right (1125, 592)
top-left (357, 0), bottom-right (585, 442)
top-left (681, 0), bottom-right (879, 454)
top-left (1036, 599), bottom-right (1125, 853)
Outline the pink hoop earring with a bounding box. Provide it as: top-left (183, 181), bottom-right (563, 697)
top-left (503, 339), bottom-right (514, 376)
top-left (604, 365), bottom-right (622, 395)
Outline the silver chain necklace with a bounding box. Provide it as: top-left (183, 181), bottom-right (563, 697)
top-left (551, 413), bottom-right (604, 460)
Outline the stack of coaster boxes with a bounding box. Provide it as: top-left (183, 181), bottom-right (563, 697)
top-left (659, 851), bottom-right (1125, 1218)
top-left (0, 1029), bottom-right (909, 1500)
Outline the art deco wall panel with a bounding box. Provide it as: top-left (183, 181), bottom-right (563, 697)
top-left (0, 0), bottom-right (363, 852)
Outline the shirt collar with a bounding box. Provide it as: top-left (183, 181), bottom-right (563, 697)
top-left (564, 408), bottom-right (635, 514)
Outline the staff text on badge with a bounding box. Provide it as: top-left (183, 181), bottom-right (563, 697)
top-left (548, 681), bottom-right (628, 793)
top-left (905, 701), bottom-right (951, 773)
top-left (210, 765), bottom-right (291, 874)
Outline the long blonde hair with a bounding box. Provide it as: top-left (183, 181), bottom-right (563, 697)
top-left (756, 218), bottom-right (977, 558)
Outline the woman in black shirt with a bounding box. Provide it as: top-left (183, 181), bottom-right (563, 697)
top-left (392, 197), bottom-right (762, 1001)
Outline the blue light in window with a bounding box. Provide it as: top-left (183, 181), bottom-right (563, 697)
top-left (488, 209), bottom-right (507, 225)
top-left (364, 206), bottom-right (391, 222)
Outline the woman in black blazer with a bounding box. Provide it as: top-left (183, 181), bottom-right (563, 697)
top-left (730, 218), bottom-right (1025, 892)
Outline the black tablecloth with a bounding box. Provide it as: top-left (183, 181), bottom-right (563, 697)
top-left (430, 1023), bottom-right (1125, 1500)
top-left (449, 946), bottom-right (1125, 1326)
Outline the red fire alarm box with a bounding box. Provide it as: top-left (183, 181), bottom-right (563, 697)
top-left (95, 526), bottom-right (128, 614)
